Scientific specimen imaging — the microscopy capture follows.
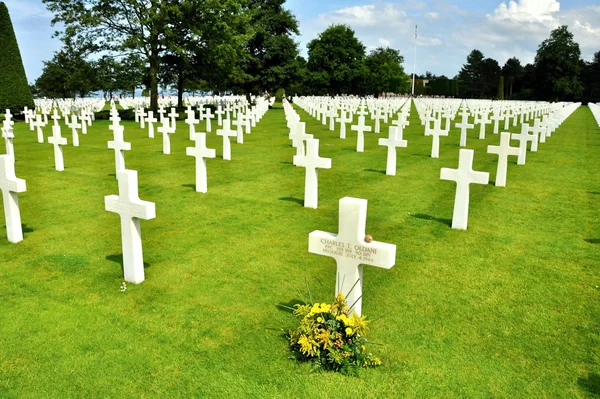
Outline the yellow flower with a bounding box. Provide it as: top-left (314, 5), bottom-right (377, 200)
top-left (345, 327), bottom-right (353, 335)
top-left (317, 317), bottom-right (324, 323)
top-left (297, 334), bottom-right (319, 356)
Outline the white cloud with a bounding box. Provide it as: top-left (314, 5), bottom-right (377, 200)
top-left (322, 3), bottom-right (407, 27)
top-left (378, 38), bottom-right (391, 46)
top-left (424, 12), bottom-right (439, 21)
top-left (492, 0), bottom-right (560, 23)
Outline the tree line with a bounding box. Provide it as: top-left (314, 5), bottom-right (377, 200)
top-left (34, 0), bottom-right (408, 108)
top-left (422, 25), bottom-right (599, 103)
top-left (28, 1), bottom-right (600, 107)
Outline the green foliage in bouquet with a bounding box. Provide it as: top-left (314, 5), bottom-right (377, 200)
top-left (288, 293), bottom-right (381, 376)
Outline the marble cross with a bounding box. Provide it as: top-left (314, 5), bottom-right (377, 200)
top-left (47, 124), bottom-right (67, 171)
top-left (204, 107), bottom-right (214, 132)
top-left (425, 118), bottom-right (449, 158)
top-left (308, 197), bottom-right (396, 316)
top-left (440, 149), bottom-right (489, 230)
top-left (216, 119), bottom-right (237, 161)
top-left (491, 111), bottom-right (503, 134)
top-left (108, 125), bottom-right (131, 175)
top-left (145, 111), bottom-right (158, 138)
top-left (232, 112), bottom-right (244, 144)
top-left (455, 111), bottom-right (474, 147)
top-left (336, 110), bottom-right (352, 139)
top-left (215, 105), bottom-right (224, 127)
top-left (186, 132), bottom-right (216, 193)
top-left (34, 114), bottom-right (46, 143)
top-left (168, 108), bottom-right (179, 128)
top-left (157, 119), bottom-right (175, 155)
top-left (51, 109), bottom-right (61, 125)
top-left (478, 112), bottom-right (489, 140)
top-left (289, 122), bottom-right (313, 158)
top-left (531, 118), bottom-right (547, 144)
top-left (0, 155), bottom-right (27, 243)
top-left (378, 126), bottom-right (407, 176)
top-left (487, 132), bottom-right (520, 187)
top-left (185, 109), bottom-right (199, 140)
top-left (105, 169), bottom-right (156, 284)
top-left (68, 115), bottom-right (81, 147)
top-left (139, 108), bottom-right (147, 129)
top-left (351, 115), bottom-right (372, 153)
top-left (293, 138), bottom-right (332, 209)
top-left (511, 124), bottom-right (536, 165)
top-left (2, 122), bottom-right (15, 164)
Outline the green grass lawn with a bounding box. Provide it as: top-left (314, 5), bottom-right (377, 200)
top-left (0, 102), bottom-right (598, 398)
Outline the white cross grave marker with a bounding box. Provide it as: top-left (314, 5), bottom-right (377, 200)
top-left (233, 112), bottom-right (244, 144)
top-left (426, 118), bottom-right (449, 158)
top-left (455, 111), bottom-right (474, 147)
top-left (350, 115), bottom-right (372, 153)
top-left (108, 125), bottom-right (131, 175)
top-left (68, 115), bottom-right (81, 147)
top-left (105, 169), bottom-right (156, 284)
top-left (440, 149), bottom-right (489, 230)
top-left (204, 107), bottom-right (214, 132)
top-left (146, 111), bottom-right (157, 138)
top-left (308, 197), bottom-right (396, 316)
top-left (157, 119), bottom-right (175, 155)
top-left (2, 122), bottom-right (15, 164)
top-left (0, 155), bottom-right (27, 243)
top-left (336, 110), bottom-right (352, 139)
top-left (487, 132), bottom-right (520, 187)
top-left (34, 114), bottom-right (46, 143)
top-left (186, 132), bottom-right (216, 193)
top-left (512, 124), bottom-right (536, 165)
top-left (48, 124), bottom-right (67, 171)
top-left (293, 138), bottom-right (332, 209)
top-left (185, 109), bottom-right (199, 140)
top-left (378, 126), bottom-right (407, 176)
top-left (216, 119), bottom-right (237, 161)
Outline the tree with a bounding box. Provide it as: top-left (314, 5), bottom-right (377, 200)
top-left (480, 58), bottom-right (501, 98)
top-left (364, 47), bottom-right (409, 95)
top-left (534, 25), bottom-right (583, 101)
top-left (43, 0), bottom-right (248, 110)
top-left (307, 25), bottom-right (367, 95)
top-left (502, 57), bottom-right (524, 99)
top-left (497, 76), bottom-right (504, 100)
top-left (0, 2), bottom-right (34, 113)
top-left (458, 50), bottom-right (485, 98)
top-left (35, 47), bottom-right (96, 98)
top-left (234, 0), bottom-right (300, 99)
top-left (581, 51), bottom-right (600, 102)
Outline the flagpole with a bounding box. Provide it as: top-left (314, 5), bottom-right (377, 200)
top-left (411, 25), bottom-right (417, 96)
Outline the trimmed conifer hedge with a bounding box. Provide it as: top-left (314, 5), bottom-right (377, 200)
top-left (0, 2), bottom-right (34, 114)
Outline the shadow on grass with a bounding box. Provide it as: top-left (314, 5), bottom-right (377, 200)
top-left (588, 191), bottom-right (600, 195)
top-left (181, 184), bottom-right (196, 191)
top-left (363, 169), bottom-right (386, 175)
top-left (280, 161), bottom-right (294, 165)
top-left (412, 153), bottom-right (430, 157)
top-left (411, 213), bottom-right (452, 227)
top-left (2, 224), bottom-right (34, 235)
top-left (279, 197), bottom-right (303, 206)
top-left (578, 373), bottom-right (600, 396)
top-left (106, 254), bottom-right (151, 269)
top-left (584, 238), bottom-right (600, 244)
top-left (276, 298), bottom-right (306, 314)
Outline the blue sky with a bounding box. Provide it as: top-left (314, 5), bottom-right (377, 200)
top-left (5, 0), bottom-right (600, 84)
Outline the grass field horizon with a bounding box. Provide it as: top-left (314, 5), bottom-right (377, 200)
top-left (0, 102), bottom-right (598, 398)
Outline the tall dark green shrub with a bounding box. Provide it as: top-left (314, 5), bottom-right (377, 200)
top-left (0, 2), bottom-right (34, 113)
top-left (497, 76), bottom-right (505, 100)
